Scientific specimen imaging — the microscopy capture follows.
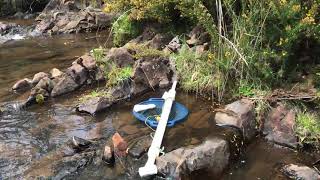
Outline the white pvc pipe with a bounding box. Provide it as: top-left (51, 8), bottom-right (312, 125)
top-left (139, 81), bottom-right (177, 177)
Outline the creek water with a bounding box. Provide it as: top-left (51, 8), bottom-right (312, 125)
top-left (0, 21), bottom-right (317, 179)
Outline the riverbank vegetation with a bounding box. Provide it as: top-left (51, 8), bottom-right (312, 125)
top-left (98, 0), bottom-right (320, 148)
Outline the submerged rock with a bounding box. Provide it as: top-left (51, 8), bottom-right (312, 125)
top-left (128, 135), bottom-right (152, 159)
top-left (12, 78), bottom-right (32, 91)
top-left (263, 103), bottom-right (298, 148)
top-left (156, 138), bottom-right (230, 178)
top-left (72, 136), bottom-right (92, 150)
top-left (282, 164), bottom-right (320, 180)
top-left (215, 99), bottom-right (256, 140)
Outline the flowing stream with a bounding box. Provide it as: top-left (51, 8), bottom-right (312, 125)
top-left (0, 20), bottom-right (317, 179)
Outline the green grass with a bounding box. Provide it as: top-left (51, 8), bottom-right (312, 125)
top-left (107, 65), bottom-right (133, 87)
top-left (92, 47), bottom-right (105, 64)
top-left (296, 111), bottom-right (320, 146)
top-left (171, 44), bottom-right (215, 94)
top-left (79, 89), bottom-right (110, 102)
top-left (125, 43), bottom-right (169, 59)
top-left (112, 13), bottom-right (141, 46)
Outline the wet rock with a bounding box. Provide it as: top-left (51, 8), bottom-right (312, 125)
top-left (67, 63), bottom-right (88, 85)
top-left (215, 99), bottom-right (256, 140)
top-left (108, 80), bottom-right (131, 100)
top-left (146, 33), bottom-right (172, 50)
top-left (132, 56), bottom-right (172, 91)
top-left (51, 74), bottom-right (79, 97)
top-left (50, 68), bottom-right (64, 78)
top-left (32, 72), bottom-right (49, 85)
top-left (103, 145), bottom-right (115, 165)
top-left (157, 138), bottom-right (229, 178)
top-left (165, 36), bottom-right (181, 53)
top-left (12, 78), bottom-right (32, 91)
top-left (72, 136), bottom-right (92, 150)
top-left (263, 103), bottom-right (298, 148)
top-left (112, 132), bottom-right (128, 157)
top-left (282, 164), bottom-right (320, 180)
top-left (128, 135), bottom-right (152, 159)
top-left (73, 54), bottom-right (96, 70)
top-left (35, 20), bottom-right (54, 33)
top-left (105, 47), bottom-right (134, 68)
top-left (77, 97), bottom-right (111, 115)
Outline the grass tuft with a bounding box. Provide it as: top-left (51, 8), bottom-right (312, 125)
top-left (296, 111), bottom-right (320, 146)
top-left (106, 65), bottom-right (133, 87)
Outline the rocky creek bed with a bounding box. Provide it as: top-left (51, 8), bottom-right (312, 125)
top-left (1, 5), bottom-right (320, 180)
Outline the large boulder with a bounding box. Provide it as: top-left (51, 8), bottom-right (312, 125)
top-left (132, 56), bottom-right (172, 93)
top-left (50, 68), bottom-right (64, 78)
top-left (282, 164), bottom-right (320, 180)
top-left (156, 138), bottom-right (229, 178)
top-left (263, 103), bottom-right (298, 148)
top-left (51, 74), bottom-right (79, 97)
top-left (186, 25), bottom-right (211, 46)
top-left (105, 47), bottom-right (134, 68)
top-left (30, 77), bottom-right (54, 98)
top-left (77, 97), bottom-right (111, 115)
top-left (215, 99), bottom-right (256, 140)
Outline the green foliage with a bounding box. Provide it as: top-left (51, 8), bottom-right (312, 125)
top-left (79, 89), bottom-right (110, 102)
top-left (111, 13), bottom-right (141, 46)
top-left (92, 47), bottom-right (105, 63)
top-left (296, 111), bottom-right (320, 147)
top-left (107, 65), bottom-right (133, 87)
top-left (172, 44), bottom-right (214, 93)
top-left (36, 94), bottom-right (45, 104)
top-left (125, 43), bottom-right (169, 59)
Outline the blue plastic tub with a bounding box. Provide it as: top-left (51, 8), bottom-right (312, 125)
top-left (132, 98), bottom-right (189, 128)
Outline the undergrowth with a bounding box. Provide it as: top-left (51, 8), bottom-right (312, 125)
top-left (296, 111), bottom-right (320, 147)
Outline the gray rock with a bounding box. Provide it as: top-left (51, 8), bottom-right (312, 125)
top-left (105, 47), bottom-right (134, 68)
top-left (146, 33), bottom-right (172, 50)
top-left (108, 80), bottom-right (131, 100)
top-left (187, 25), bottom-right (211, 46)
top-left (94, 66), bottom-right (105, 82)
top-left (215, 99), bottom-right (256, 140)
top-left (77, 97), bottom-right (111, 115)
top-left (12, 78), bottom-right (32, 91)
top-left (132, 56), bottom-right (172, 90)
top-left (30, 77), bottom-right (54, 97)
top-left (51, 74), bottom-right (79, 97)
top-left (103, 145), bottom-right (114, 164)
top-left (67, 63), bottom-right (88, 85)
top-left (166, 36), bottom-right (181, 53)
top-left (263, 103), bottom-right (298, 148)
top-left (128, 135), bottom-right (152, 159)
top-left (50, 68), bottom-right (64, 78)
top-left (72, 136), bottom-right (92, 149)
top-left (156, 138), bottom-right (230, 178)
top-left (32, 72), bottom-right (49, 85)
top-left (73, 54), bottom-right (97, 70)
top-left (282, 164), bottom-right (320, 180)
